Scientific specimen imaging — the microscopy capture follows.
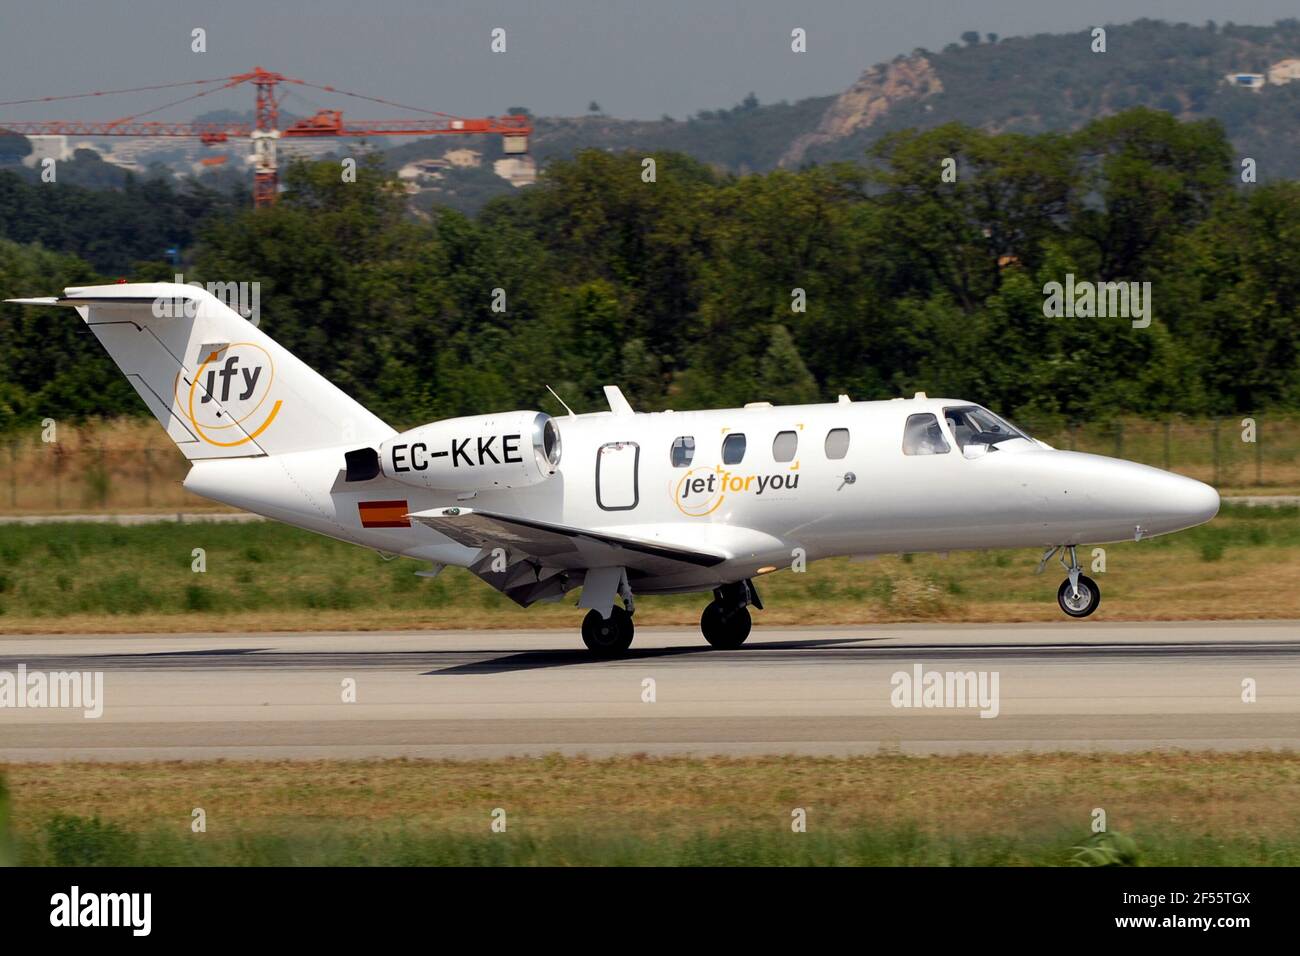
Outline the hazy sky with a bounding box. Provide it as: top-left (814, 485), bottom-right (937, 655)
top-left (2, 1), bottom-right (1297, 122)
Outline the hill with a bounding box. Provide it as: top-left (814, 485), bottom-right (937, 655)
top-left (381, 16), bottom-right (1300, 200)
top-left (791, 18), bottom-right (1300, 176)
top-left (7, 18), bottom-right (1300, 214)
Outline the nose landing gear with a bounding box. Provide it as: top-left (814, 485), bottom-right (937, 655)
top-left (1037, 545), bottom-right (1101, 618)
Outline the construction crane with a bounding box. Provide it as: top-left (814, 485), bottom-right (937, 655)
top-left (0, 67), bottom-right (532, 207)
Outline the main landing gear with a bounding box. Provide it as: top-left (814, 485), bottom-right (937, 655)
top-left (576, 575), bottom-right (763, 656)
top-left (581, 605), bottom-right (634, 655)
top-left (700, 580), bottom-right (761, 649)
top-left (581, 570), bottom-right (636, 656)
top-left (1037, 545), bottom-right (1100, 618)
top-left (582, 567), bottom-right (637, 658)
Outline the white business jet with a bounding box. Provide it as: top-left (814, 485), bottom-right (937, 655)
top-left (9, 283), bottom-right (1220, 654)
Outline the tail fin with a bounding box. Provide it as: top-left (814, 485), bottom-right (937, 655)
top-left (6, 282), bottom-right (392, 459)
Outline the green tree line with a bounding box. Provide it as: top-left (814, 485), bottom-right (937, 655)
top-left (2, 107), bottom-right (1298, 433)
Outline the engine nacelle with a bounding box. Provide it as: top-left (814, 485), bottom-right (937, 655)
top-left (374, 410), bottom-right (561, 492)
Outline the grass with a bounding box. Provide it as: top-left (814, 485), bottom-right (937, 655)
top-left (0, 504), bottom-right (1296, 632)
top-left (4, 752), bottom-right (1300, 865)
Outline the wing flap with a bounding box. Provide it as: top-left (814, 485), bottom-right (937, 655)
top-left (409, 507), bottom-right (728, 575)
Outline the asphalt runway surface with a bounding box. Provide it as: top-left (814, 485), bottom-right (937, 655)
top-left (1, 622), bottom-right (1298, 761)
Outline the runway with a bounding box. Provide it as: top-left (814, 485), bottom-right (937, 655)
top-left (1, 622), bottom-right (1298, 761)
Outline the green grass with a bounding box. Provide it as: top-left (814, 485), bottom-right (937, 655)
top-left (0, 503), bottom-right (1297, 631)
top-left (0, 521), bottom-right (480, 618)
top-left (16, 817), bottom-right (1300, 866)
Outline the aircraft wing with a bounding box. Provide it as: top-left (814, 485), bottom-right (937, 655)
top-left (407, 507), bottom-right (727, 606)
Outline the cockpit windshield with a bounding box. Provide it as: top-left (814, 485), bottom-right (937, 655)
top-left (943, 406), bottom-right (1030, 450)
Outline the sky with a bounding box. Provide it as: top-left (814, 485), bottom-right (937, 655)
top-left (1, 0), bottom-right (1298, 123)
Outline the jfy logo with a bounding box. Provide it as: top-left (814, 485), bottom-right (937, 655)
top-left (199, 353), bottom-right (262, 404)
top-left (177, 342), bottom-right (280, 447)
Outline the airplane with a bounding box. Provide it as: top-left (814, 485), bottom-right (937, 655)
top-left (8, 282), bottom-right (1220, 655)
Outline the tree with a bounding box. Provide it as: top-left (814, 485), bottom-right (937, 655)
top-left (868, 123), bottom-right (1079, 311)
top-left (0, 130), bottom-right (31, 163)
top-left (758, 325), bottom-right (820, 405)
top-left (961, 31), bottom-right (981, 47)
top-left (1070, 108), bottom-right (1232, 278)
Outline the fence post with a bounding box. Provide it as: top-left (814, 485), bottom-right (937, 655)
top-left (8, 439), bottom-right (16, 509)
top-left (1164, 420), bottom-right (1172, 471)
top-left (1114, 421), bottom-right (1124, 460)
top-left (144, 446), bottom-right (152, 507)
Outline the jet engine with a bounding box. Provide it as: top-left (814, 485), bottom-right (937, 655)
top-left (351, 410), bottom-right (561, 492)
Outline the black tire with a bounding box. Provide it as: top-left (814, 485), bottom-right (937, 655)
top-left (701, 601), bottom-right (752, 649)
top-left (581, 607), bottom-right (634, 655)
top-left (1057, 574), bottom-right (1101, 618)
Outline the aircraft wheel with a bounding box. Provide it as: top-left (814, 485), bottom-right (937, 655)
top-left (1057, 575), bottom-right (1100, 618)
top-left (581, 607), bottom-right (634, 655)
top-left (701, 601), bottom-right (751, 649)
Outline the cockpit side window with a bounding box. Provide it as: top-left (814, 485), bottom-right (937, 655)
top-left (942, 406), bottom-right (1028, 451)
top-left (902, 413), bottom-right (951, 456)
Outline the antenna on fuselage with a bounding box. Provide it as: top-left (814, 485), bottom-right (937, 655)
top-left (546, 384), bottom-right (577, 419)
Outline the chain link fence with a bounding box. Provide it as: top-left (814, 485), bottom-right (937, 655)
top-left (1016, 416), bottom-right (1283, 491)
top-left (0, 430), bottom-right (201, 512)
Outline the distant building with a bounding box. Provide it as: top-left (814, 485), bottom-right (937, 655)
top-left (100, 153), bottom-right (147, 173)
top-left (493, 155), bottom-right (537, 187)
top-left (397, 158), bottom-right (449, 183)
top-left (1268, 58), bottom-right (1300, 85)
top-left (443, 148), bottom-right (481, 168)
top-left (1224, 72), bottom-right (1266, 90)
top-left (21, 134), bottom-right (71, 167)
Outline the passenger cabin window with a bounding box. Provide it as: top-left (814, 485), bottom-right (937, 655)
top-left (722, 433), bottom-right (747, 464)
top-left (902, 413), bottom-right (951, 456)
top-left (671, 436), bottom-right (695, 467)
top-left (772, 430), bottom-right (798, 462)
top-left (942, 405), bottom-right (1028, 451)
top-left (824, 428), bottom-right (850, 460)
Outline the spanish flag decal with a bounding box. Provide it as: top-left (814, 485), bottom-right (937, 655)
top-left (358, 500), bottom-right (411, 528)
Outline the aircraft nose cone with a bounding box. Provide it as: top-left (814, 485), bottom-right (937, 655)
top-left (1170, 476), bottom-right (1216, 528)
top-left (1041, 452), bottom-right (1221, 540)
top-left (1158, 473), bottom-right (1220, 530)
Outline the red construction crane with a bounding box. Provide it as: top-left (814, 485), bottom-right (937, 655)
top-left (0, 67), bottom-right (532, 207)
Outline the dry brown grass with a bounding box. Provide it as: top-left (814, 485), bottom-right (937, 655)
top-left (6, 752), bottom-right (1299, 841)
